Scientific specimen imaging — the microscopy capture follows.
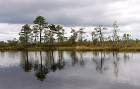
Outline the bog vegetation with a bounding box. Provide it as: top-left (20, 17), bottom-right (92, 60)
top-left (0, 16), bottom-right (140, 51)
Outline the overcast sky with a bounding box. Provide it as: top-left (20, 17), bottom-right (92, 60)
top-left (0, 0), bottom-right (140, 41)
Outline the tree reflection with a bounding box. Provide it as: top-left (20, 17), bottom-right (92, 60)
top-left (34, 51), bottom-right (39, 71)
top-left (113, 52), bottom-right (132, 78)
top-left (123, 53), bottom-right (130, 63)
top-left (70, 51), bottom-right (78, 66)
top-left (69, 51), bottom-right (86, 67)
top-left (57, 51), bottom-right (65, 70)
top-left (35, 51), bottom-right (49, 81)
top-left (19, 51), bottom-right (132, 81)
top-left (20, 51), bottom-right (66, 81)
top-left (48, 51), bottom-right (57, 72)
top-left (92, 52), bottom-right (109, 73)
top-left (20, 51), bottom-right (32, 72)
top-left (112, 52), bottom-right (120, 78)
top-left (79, 52), bottom-right (85, 68)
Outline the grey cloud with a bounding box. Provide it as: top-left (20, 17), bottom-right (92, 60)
top-left (0, 0), bottom-right (138, 27)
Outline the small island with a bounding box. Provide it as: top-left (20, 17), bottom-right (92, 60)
top-left (0, 16), bottom-right (139, 51)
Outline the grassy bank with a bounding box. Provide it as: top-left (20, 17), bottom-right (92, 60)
top-left (1, 44), bottom-right (140, 51)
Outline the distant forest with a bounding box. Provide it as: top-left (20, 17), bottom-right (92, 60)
top-left (0, 16), bottom-right (140, 51)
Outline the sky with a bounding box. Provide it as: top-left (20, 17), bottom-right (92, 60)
top-left (0, 0), bottom-right (140, 41)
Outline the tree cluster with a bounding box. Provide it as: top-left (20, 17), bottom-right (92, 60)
top-left (18, 16), bottom-right (133, 48)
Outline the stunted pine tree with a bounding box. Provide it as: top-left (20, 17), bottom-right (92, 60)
top-left (94, 25), bottom-right (107, 45)
top-left (56, 25), bottom-right (65, 43)
top-left (48, 24), bottom-right (58, 45)
top-left (77, 28), bottom-right (85, 45)
top-left (32, 25), bottom-right (39, 43)
top-left (91, 31), bottom-right (98, 45)
top-left (68, 28), bottom-right (78, 44)
top-left (122, 33), bottom-right (131, 46)
top-left (33, 16), bottom-right (48, 43)
top-left (112, 21), bottom-right (120, 47)
top-left (19, 24), bottom-right (32, 46)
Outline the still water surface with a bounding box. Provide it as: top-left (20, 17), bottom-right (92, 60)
top-left (0, 51), bottom-right (140, 89)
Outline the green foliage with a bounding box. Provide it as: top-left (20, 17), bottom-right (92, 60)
top-left (48, 24), bottom-right (57, 45)
top-left (68, 28), bottom-right (78, 44)
top-left (122, 33), bottom-right (131, 46)
top-left (33, 16), bottom-right (48, 43)
top-left (123, 33), bottom-right (131, 41)
top-left (19, 24), bottom-right (32, 46)
top-left (77, 28), bottom-right (86, 44)
top-left (93, 25), bottom-right (107, 45)
top-left (56, 25), bottom-right (65, 43)
top-left (32, 25), bottom-right (39, 43)
top-left (2, 17), bottom-right (140, 51)
top-left (112, 21), bottom-right (120, 47)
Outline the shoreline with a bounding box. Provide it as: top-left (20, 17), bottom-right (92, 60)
top-left (1, 46), bottom-right (140, 52)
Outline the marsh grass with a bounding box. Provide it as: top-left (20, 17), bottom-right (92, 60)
top-left (1, 42), bottom-right (140, 52)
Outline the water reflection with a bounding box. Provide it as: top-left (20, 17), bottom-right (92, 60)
top-left (20, 51), bottom-right (32, 72)
top-left (0, 51), bottom-right (133, 82)
top-left (112, 52), bottom-right (120, 77)
top-left (34, 51), bottom-right (48, 81)
top-left (20, 51), bottom-right (66, 81)
top-left (69, 51), bottom-right (79, 66)
top-left (92, 52), bottom-right (109, 73)
top-left (19, 51), bottom-right (133, 81)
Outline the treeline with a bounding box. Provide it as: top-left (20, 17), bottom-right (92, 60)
top-left (0, 16), bottom-right (140, 51)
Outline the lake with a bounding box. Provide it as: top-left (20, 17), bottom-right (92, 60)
top-left (0, 51), bottom-right (140, 89)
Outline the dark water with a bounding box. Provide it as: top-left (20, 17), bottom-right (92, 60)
top-left (0, 51), bottom-right (140, 89)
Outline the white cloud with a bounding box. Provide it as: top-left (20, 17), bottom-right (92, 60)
top-left (0, 0), bottom-right (140, 40)
top-left (0, 23), bottom-right (22, 41)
